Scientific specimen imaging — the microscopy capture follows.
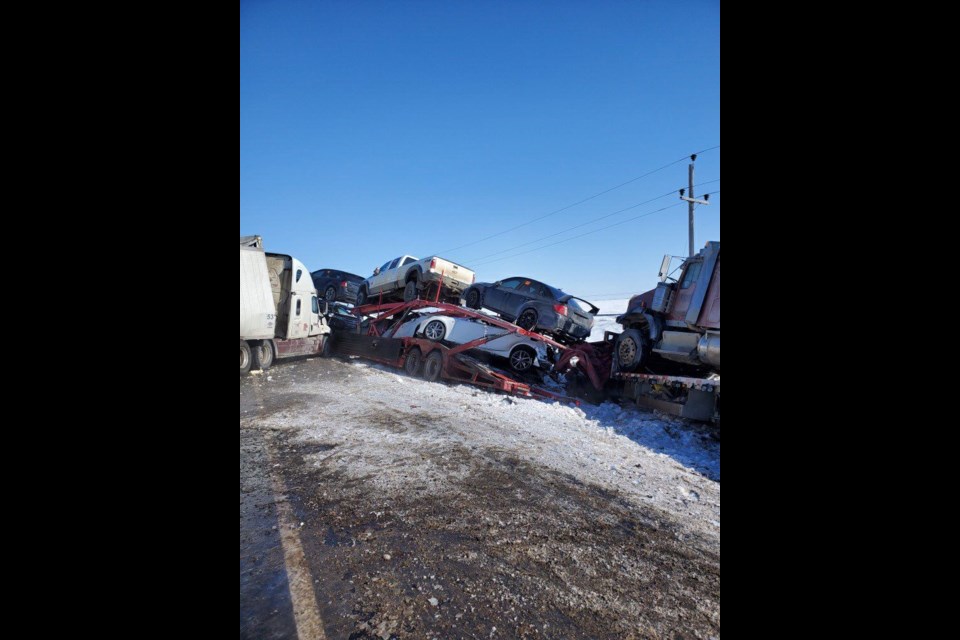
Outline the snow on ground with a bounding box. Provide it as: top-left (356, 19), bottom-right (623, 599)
top-left (254, 357), bottom-right (720, 543)
top-left (589, 298), bottom-right (630, 341)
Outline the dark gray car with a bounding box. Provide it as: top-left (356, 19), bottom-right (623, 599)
top-left (311, 269), bottom-right (363, 304)
top-left (462, 277), bottom-right (599, 343)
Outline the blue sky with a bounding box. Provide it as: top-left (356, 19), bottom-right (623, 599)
top-left (240, 1), bottom-right (720, 300)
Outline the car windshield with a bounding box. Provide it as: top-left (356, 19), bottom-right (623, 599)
top-left (567, 298), bottom-right (588, 313)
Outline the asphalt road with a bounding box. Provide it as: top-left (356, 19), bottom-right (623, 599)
top-left (240, 357), bottom-right (720, 639)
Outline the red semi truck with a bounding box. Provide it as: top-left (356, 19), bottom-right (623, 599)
top-left (615, 241), bottom-right (720, 375)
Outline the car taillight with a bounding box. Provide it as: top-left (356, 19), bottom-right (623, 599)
top-left (554, 304), bottom-right (568, 317)
top-left (430, 259), bottom-right (437, 270)
top-left (341, 281), bottom-right (348, 288)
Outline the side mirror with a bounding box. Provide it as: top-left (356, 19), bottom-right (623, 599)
top-left (373, 267), bottom-right (381, 276)
top-left (494, 281), bottom-right (502, 287)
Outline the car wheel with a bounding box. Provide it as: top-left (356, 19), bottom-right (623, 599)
top-left (403, 280), bottom-right (418, 303)
top-left (517, 309), bottom-right (538, 331)
top-left (356, 288), bottom-right (368, 307)
top-left (423, 350), bottom-right (444, 382)
top-left (240, 341), bottom-right (252, 376)
top-left (325, 286), bottom-right (337, 302)
top-left (256, 340), bottom-right (274, 370)
top-left (509, 346), bottom-right (536, 372)
top-left (405, 347), bottom-right (423, 377)
top-left (466, 288), bottom-right (481, 310)
top-left (424, 320), bottom-right (447, 341)
top-left (615, 329), bottom-right (646, 372)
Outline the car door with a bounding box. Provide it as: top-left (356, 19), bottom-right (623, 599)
top-left (506, 279), bottom-right (544, 316)
top-left (485, 277), bottom-right (524, 313)
top-left (370, 259), bottom-right (395, 294)
top-left (381, 258), bottom-right (402, 293)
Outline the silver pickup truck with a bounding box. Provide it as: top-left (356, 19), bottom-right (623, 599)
top-left (356, 255), bottom-right (477, 306)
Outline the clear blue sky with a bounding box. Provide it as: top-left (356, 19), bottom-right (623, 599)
top-left (240, 0), bottom-right (719, 300)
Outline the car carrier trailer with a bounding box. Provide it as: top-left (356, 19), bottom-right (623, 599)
top-left (331, 300), bottom-right (576, 403)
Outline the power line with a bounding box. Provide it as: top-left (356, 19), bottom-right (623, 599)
top-left (462, 179), bottom-right (720, 264)
top-left (435, 145), bottom-right (720, 255)
top-left (470, 191), bottom-right (720, 268)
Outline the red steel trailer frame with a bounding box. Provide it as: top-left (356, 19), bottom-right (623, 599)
top-left (334, 300), bottom-right (578, 404)
top-left (333, 298), bottom-right (719, 422)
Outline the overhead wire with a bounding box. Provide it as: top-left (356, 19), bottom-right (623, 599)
top-left (462, 179), bottom-right (720, 264)
top-left (469, 190), bottom-right (720, 268)
top-left (434, 145), bottom-right (720, 255)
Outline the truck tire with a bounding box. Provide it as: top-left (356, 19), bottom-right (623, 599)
top-left (356, 288), bottom-right (368, 307)
top-left (424, 350), bottom-right (444, 382)
top-left (240, 340), bottom-right (252, 376)
top-left (403, 280), bottom-right (418, 303)
top-left (321, 335), bottom-right (333, 358)
top-left (255, 340), bottom-right (275, 371)
top-left (465, 288), bottom-right (481, 310)
top-left (405, 347), bottom-right (423, 377)
top-left (615, 329), bottom-right (646, 373)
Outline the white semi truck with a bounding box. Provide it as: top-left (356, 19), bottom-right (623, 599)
top-left (240, 236), bottom-right (331, 375)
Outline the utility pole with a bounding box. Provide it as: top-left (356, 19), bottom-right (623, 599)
top-left (680, 154), bottom-right (710, 257)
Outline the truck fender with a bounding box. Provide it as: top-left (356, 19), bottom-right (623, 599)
top-left (405, 267), bottom-right (423, 286)
top-left (616, 311), bottom-right (663, 344)
top-left (641, 313), bottom-right (663, 343)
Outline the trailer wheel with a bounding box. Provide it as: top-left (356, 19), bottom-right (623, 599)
top-left (405, 347), bottom-right (424, 377)
top-left (255, 340), bottom-right (275, 370)
top-left (424, 320), bottom-right (447, 341)
top-left (509, 346), bottom-right (536, 372)
top-left (517, 309), bottom-right (539, 331)
top-left (465, 288), bottom-right (481, 310)
top-left (615, 329), bottom-right (646, 373)
top-left (423, 350), bottom-right (444, 382)
top-left (240, 341), bottom-right (252, 376)
top-left (356, 288), bottom-right (368, 307)
top-left (403, 280), bottom-right (419, 303)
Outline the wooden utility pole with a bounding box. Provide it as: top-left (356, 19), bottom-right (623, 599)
top-left (680, 154), bottom-right (710, 257)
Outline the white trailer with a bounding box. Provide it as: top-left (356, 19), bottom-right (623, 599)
top-left (240, 236), bottom-right (331, 375)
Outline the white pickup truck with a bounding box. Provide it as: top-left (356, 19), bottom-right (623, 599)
top-left (356, 255), bottom-right (477, 306)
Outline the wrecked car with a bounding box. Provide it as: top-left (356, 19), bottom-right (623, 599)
top-left (462, 277), bottom-right (599, 343)
top-left (356, 256), bottom-right (476, 306)
top-left (392, 313), bottom-right (554, 373)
